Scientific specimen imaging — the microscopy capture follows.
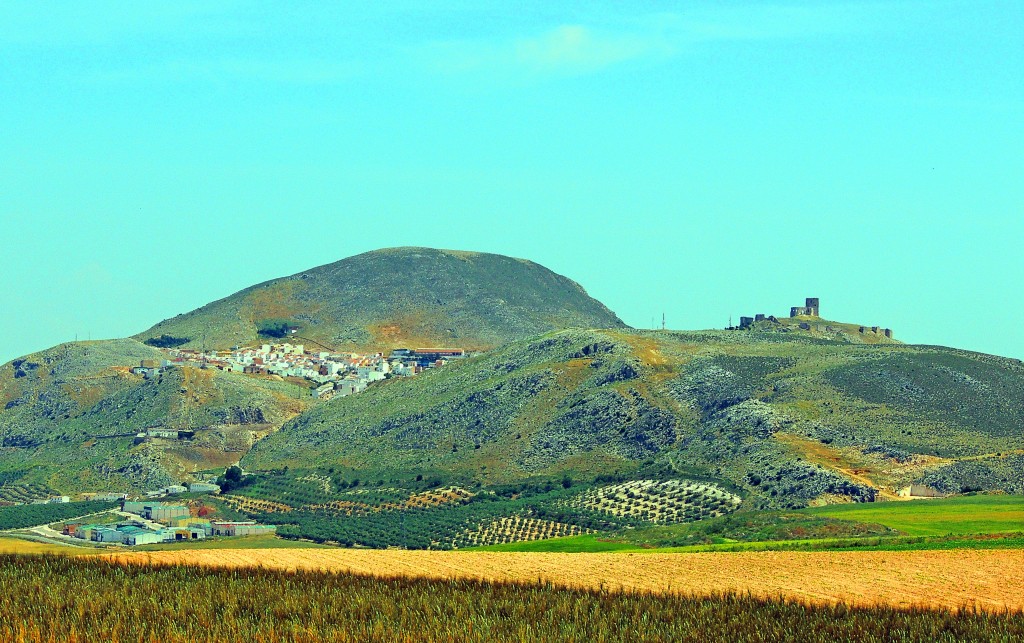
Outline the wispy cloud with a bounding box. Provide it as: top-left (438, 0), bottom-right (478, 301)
top-left (512, 25), bottom-right (671, 73)
top-left (14, 2), bottom-right (907, 86)
top-left (425, 2), bottom-right (904, 78)
top-left (427, 24), bottom-right (670, 77)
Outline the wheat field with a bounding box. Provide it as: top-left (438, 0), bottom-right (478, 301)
top-left (107, 547), bottom-right (1024, 611)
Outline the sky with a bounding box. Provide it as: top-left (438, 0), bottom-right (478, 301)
top-left (1, 1), bottom-right (1022, 364)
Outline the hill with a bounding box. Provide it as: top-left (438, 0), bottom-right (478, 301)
top-left (2, 248), bottom-right (1022, 549)
top-left (244, 327), bottom-right (1024, 507)
top-left (133, 247), bottom-right (626, 352)
top-left (0, 339), bottom-right (311, 492)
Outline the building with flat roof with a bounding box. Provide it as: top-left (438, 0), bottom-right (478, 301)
top-left (210, 521), bottom-right (277, 537)
top-left (122, 501), bottom-right (190, 524)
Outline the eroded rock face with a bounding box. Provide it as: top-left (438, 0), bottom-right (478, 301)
top-left (717, 400), bottom-right (791, 440)
top-left (212, 406), bottom-right (267, 425)
top-left (919, 456), bottom-right (1024, 495)
top-left (519, 387), bottom-right (678, 470)
top-left (672, 361), bottom-right (754, 416)
top-left (863, 444), bottom-right (913, 463)
top-left (588, 358), bottom-right (640, 386)
top-left (94, 449), bottom-right (176, 489)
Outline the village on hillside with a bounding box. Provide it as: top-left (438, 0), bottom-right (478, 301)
top-left (132, 343), bottom-right (468, 400)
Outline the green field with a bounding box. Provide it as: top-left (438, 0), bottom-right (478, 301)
top-left (804, 495), bottom-right (1024, 536)
top-left (0, 500), bottom-right (119, 530)
top-left (478, 534), bottom-right (641, 552)
top-left (133, 534), bottom-right (335, 552)
top-left (49, 510), bottom-right (121, 530)
top-left (478, 495), bottom-right (1024, 552)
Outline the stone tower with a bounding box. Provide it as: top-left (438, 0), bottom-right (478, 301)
top-left (805, 298), bottom-right (819, 316)
top-left (790, 297), bottom-right (820, 317)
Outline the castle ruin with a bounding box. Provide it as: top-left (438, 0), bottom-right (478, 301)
top-left (728, 297), bottom-right (893, 339)
top-left (790, 297), bottom-right (819, 317)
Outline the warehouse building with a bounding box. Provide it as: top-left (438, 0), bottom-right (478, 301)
top-left (122, 501), bottom-right (190, 524)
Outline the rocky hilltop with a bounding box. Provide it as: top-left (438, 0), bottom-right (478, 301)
top-left (134, 247), bottom-right (626, 352)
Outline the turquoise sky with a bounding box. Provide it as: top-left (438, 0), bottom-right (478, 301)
top-left (2, 1), bottom-right (1022, 363)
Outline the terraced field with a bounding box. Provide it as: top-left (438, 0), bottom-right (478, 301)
top-left (296, 473), bottom-right (333, 494)
top-left (109, 548), bottom-right (1024, 611)
top-left (219, 496), bottom-right (294, 514)
top-left (0, 483), bottom-right (54, 506)
top-left (569, 479), bottom-right (741, 524)
top-left (225, 485), bottom-right (474, 516)
top-left (402, 487), bottom-right (475, 510)
top-left (454, 517), bottom-right (590, 548)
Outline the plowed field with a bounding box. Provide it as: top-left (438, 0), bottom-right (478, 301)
top-left (109, 548), bottom-right (1024, 611)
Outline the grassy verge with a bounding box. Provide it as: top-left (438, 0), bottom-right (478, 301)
top-left (471, 532), bottom-right (1024, 554)
top-left (132, 534), bottom-right (335, 552)
top-left (653, 532), bottom-right (1024, 553)
top-left (475, 534), bottom-right (641, 552)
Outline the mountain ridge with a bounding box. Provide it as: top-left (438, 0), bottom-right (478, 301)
top-left (0, 247), bottom-right (1021, 539)
top-left (244, 326), bottom-right (1024, 506)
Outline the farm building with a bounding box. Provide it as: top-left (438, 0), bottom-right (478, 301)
top-left (187, 520), bottom-right (214, 536)
top-left (233, 524), bottom-right (277, 537)
top-left (168, 527), bottom-right (206, 541)
top-left (150, 504), bottom-right (189, 522)
top-left (122, 501), bottom-right (146, 515)
top-left (122, 501), bottom-right (190, 523)
top-left (210, 521), bottom-right (277, 537)
top-left (88, 492), bottom-right (128, 502)
top-left (91, 528), bottom-right (127, 544)
top-left (898, 484), bottom-right (944, 498)
top-left (188, 482), bottom-right (221, 494)
top-left (126, 530), bottom-right (164, 546)
top-left (75, 526), bottom-right (101, 541)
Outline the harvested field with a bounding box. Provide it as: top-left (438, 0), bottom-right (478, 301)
top-left (108, 547), bottom-right (1024, 611)
top-left (0, 537), bottom-right (91, 556)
